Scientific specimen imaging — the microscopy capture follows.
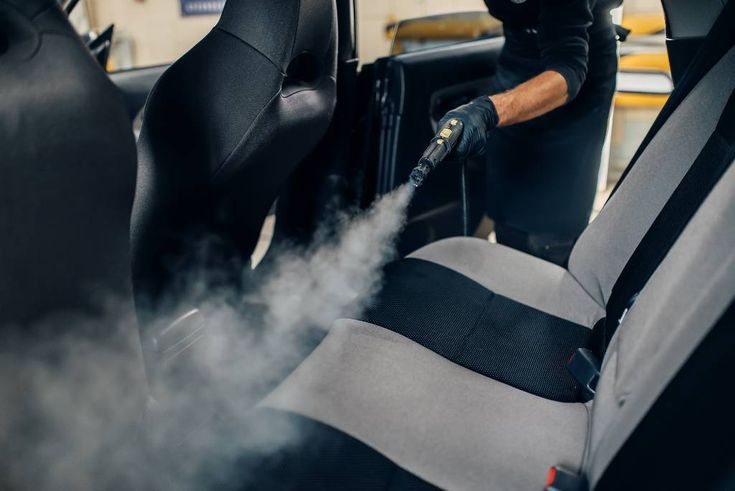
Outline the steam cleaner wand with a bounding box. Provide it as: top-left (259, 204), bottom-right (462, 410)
top-left (409, 118), bottom-right (464, 188)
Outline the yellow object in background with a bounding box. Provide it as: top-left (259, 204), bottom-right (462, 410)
top-left (621, 14), bottom-right (666, 35)
top-left (615, 13), bottom-right (670, 109)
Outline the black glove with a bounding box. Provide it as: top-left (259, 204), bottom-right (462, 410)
top-left (437, 96), bottom-right (499, 160)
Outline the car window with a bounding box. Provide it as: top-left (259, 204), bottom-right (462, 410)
top-left (65, 0), bottom-right (222, 72)
top-left (389, 11), bottom-right (503, 56)
top-left (356, 0), bottom-right (488, 64)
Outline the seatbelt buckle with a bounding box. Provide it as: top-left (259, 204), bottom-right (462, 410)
top-left (544, 466), bottom-right (588, 491)
top-left (617, 292), bottom-right (640, 326)
top-left (567, 348), bottom-right (601, 400)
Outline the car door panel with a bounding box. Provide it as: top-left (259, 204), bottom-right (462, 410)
top-left (367, 37), bottom-right (504, 254)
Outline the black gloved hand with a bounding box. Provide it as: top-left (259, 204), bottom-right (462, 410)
top-left (437, 95), bottom-right (499, 160)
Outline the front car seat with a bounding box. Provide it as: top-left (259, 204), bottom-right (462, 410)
top-left (131, 0), bottom-right (338, 332)
top-left (0, 0), bottom-right (137, 329)
top-left (0, 2), bottom-right (145, 486)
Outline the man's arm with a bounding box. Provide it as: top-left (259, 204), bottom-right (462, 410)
top-left (490, 70), bottom-right (569, 127)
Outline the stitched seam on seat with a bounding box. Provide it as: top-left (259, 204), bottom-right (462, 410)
top-left (449, 291), bottom-right (496, 360)
top-left (288, 0), bottom-right (303, 70)
top-left (580, 401), bottom-right (594, 472)
top-left (30, 0), bottom-right (55, 21)
top-left (211, 89), bottom-right (281, 181)
top-left (568, 268), bottom-right (606, 313)
top-left (214, 26), bottom-right (285, 74)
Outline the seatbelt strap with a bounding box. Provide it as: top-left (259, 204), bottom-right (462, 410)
top-left (608, 0), bottom-right (735, 199)
top-left (594, 88), bottom-right (735, 355)
top-left (594, 298), bottom-right (735, 490)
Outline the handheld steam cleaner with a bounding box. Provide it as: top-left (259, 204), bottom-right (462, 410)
top-left (409, 118), bottom-right (464, 188)
top-left (408, 118), bottom-right (471, 235)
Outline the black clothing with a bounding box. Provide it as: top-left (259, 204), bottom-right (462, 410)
top-left (485, 67), bottom-right (616, 260)
top-left (480, 0), bottom-right (620, 262)
top-left (484, 0), bottom-right (621, 100)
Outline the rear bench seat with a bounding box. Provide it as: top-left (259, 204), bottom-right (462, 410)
top-left (263, 164), bottom-right (735, 489)
top-left (253, 2), bottom-right (735, 488)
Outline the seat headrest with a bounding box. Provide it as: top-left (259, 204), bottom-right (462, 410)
top-left (217, 0), bottom-right (335, 72)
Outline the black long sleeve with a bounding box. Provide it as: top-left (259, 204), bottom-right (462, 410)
top-left (538, 0), bottom-right (593, 101)
top-left (484, 0), bottom-right (617, 103)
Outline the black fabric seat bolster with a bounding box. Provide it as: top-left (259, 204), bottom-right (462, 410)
top-left (608, 0), bottom-right (735, 198)
top-left (595, 298), bottom-right (735, 490)
top-left (595, 89), bottom-right (735, 353)
top-left (360, 258), bottom-right (591, 402)
top-left (231, 409), bottom-right (439, 490)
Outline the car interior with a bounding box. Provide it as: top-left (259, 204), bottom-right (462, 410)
top-left (1, 0), bottom-right (733, 489)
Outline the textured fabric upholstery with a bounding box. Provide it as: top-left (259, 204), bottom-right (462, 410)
top-left (262, 320), bottom-right (589, 491)
top-left (363, 258), bottom-right (591, 401)
top-left (585, 162), bottom-right (735, 485)
top-left (409, 237), bottom-right (604, 326)
top-left (568, 47), bottom-right (735, 305)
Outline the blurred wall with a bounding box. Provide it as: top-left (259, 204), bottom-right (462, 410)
top-left (84, 0), bottom-right (216, 69)
top-left (79, 0), bottom-right (665, 70)
top-left (624, 0), bottom-right (662, 13)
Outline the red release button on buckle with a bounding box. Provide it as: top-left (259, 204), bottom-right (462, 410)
top-left (544, 466), bottom-right (588, 491)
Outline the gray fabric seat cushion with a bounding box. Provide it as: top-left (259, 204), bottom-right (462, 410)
top-left (409, 237), bottom-right (605, 326)
top-left (262, 319), bottom-right (589, 491)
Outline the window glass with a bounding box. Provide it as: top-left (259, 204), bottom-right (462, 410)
top-left (67, 0), bottom-right (223, 71)
top-left (356, 0), bottom-right (487, 64)
top-left (389, 11), bottom-right (502, 56)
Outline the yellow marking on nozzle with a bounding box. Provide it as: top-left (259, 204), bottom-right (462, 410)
top-left (439, 128), bottom-right (453, 138)
top-left (436, 139), bottom-right (445, 145)
top-left (449, 119), bottom-right (459, 126)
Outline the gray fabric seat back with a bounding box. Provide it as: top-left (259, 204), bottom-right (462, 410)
top-left (567, 47), bottom-right (735, 306)
top-left (585, 162), bottom-right (735, 485)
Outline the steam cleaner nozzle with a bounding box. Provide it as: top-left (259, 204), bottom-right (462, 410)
top-left (409, 118), bottom-right (464, 188)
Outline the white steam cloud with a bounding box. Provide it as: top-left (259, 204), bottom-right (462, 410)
top-left (0, 185), bottom-right (414, 490)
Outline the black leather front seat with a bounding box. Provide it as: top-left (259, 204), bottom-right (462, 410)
top-left (131, 0), bottom-right (338, 328)
top-left (0, 0), bottom-right (138, 328)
